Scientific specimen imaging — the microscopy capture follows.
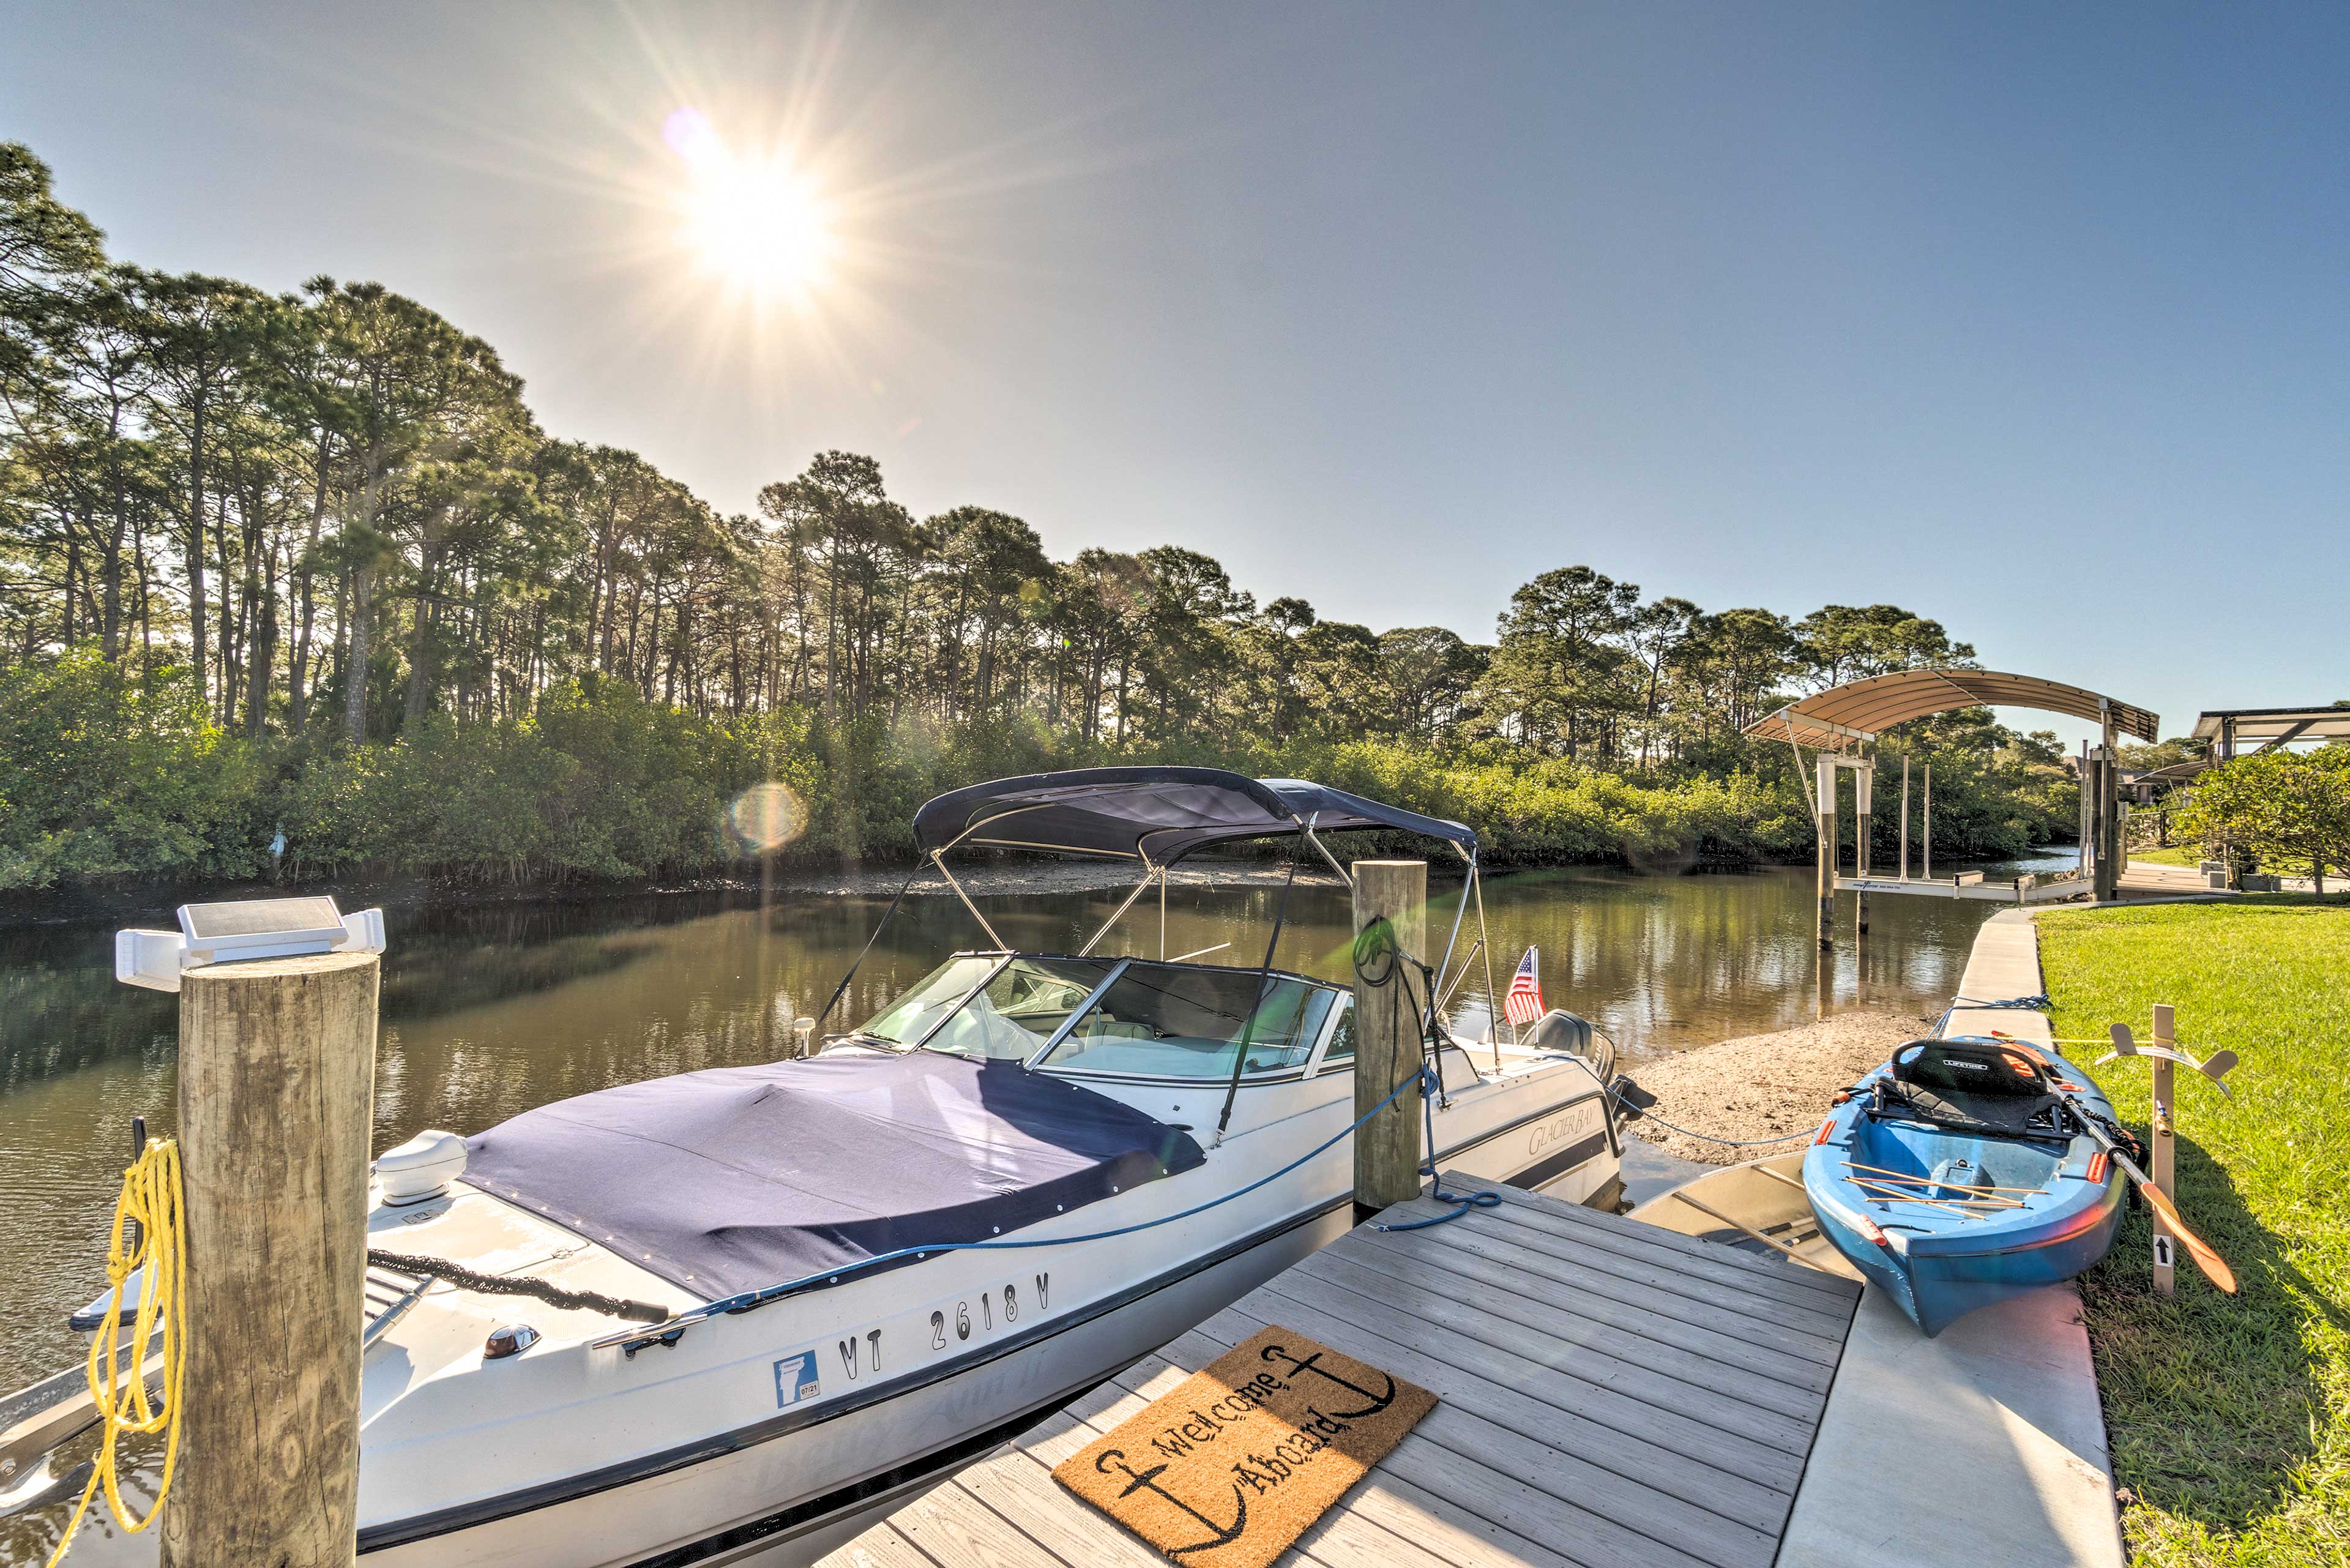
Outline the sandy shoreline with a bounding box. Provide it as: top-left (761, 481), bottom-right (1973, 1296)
top-left (1621, 1009), bottom-right (1934, 1166)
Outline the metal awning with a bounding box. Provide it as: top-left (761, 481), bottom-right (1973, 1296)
top-left (2189, 705), bottom-right (2350, 752)
top-left (1746, 669), bottom-right (2159, 749)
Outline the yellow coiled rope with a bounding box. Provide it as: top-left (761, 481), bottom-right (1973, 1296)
top-left (47, 1138), bottom-right (185, 1567)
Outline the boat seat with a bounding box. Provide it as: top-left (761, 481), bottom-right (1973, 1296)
top-left (1875, 1040), bottom-right (2068, 1140)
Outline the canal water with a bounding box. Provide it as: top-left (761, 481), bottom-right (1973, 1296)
top-left (0, 853), bottom-right (2075, 1416)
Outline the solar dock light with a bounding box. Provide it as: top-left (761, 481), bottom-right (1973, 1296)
top-left (115, 895), bottom-right (387, 992)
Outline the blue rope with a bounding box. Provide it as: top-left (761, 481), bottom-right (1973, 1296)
top-left (619, 1058), bottom-right (1450, 1345)
top-left (1376, 1037), bottom-right (1504, 1231)
top-left (1376, 1187), bottom-right (1502, 1230)
top-left (1932, 992), bottom-right (2053, 1037)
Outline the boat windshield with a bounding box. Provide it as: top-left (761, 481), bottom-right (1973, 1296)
top-left (855, 955), bottom-right (1116, 1059)
top-left (1035, 962), bottom-right (1335, 1079)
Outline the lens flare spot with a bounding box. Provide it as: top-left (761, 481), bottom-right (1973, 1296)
top-left (728, 782), bottom-right (808, 853)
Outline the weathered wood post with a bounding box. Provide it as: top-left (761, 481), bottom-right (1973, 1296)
top-left (1900, 756), bottom-right (1911, 880)
top-left (1854, 761), bottom-right (1873, 937)
top-left (163, 950), bottom-right (378, 1568)
top-left (2149, 1002), bottom-right (2177, 1295)
top-left (1815, 757), bottom-right (1838, 950)
top-left (1922, 761), bottom-right (1933, 881)
top-left (2094, 711), bottom-right (2122, 902)
top-left (1354, 859), bottom-right (1427, 1219)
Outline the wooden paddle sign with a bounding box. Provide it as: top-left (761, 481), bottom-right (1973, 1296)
top-left (2095, 1006), bottom-right (2240, 1297)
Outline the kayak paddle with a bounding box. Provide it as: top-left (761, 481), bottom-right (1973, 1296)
top-left (2077, 1119), bottom-right (2238, 1294)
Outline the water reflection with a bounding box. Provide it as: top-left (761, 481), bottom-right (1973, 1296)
top-left (0, 859), bottom-right (2054, 1401)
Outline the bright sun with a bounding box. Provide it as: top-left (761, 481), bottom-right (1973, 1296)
top-left (665, 108), bottom-right (835, 301)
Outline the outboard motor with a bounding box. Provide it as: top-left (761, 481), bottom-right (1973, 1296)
top-left (1527, 1008), bottom-right (1650, 1126)
top-left (1528, 1008), bottom-right (1617, 1085)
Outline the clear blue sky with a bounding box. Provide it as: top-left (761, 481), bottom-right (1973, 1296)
top-left (7, 2), bottom-right (2341, 747)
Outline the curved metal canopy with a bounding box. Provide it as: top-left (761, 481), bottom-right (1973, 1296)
top-left (1747, 669), bottom-right (2158, 750)
top-left (911, 766), bottom-right (1477, 865)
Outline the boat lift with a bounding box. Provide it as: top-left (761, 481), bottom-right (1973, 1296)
top-left (1747, 670), bottom-right (2160, 949)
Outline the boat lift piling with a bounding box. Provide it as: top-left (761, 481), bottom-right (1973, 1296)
top-left (1352, 859), bottom-right (1427, 1219)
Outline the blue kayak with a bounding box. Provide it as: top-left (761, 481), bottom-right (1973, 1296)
top-left (1802, 1036), bottom-right (2127, 1336)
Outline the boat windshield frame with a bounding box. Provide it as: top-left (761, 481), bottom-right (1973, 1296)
top-left (859, 949), bottom-right (1345, 1076)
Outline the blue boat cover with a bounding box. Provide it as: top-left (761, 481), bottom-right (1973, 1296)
top-left (461, 1051), bottom-right (1206, 1300)
top-left (911, 766), bottom-right (1477, 865)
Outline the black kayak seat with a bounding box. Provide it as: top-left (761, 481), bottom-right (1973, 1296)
top-left (1876, 1040), bottom-right (2067, 1139)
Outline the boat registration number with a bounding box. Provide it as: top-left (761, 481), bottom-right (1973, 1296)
top-left (771, 1269), bottom-right (1057, 1408)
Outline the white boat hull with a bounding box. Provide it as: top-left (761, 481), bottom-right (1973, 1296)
top-left (37, 1055), bottom-right (1614, 1568)
top-left (363, 1072), bottom-right (1613, 1567)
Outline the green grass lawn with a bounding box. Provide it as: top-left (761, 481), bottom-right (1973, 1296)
top-left (2039, 897), bottom-right (2350, 1565)
top-left (2128, 844), bottom-right (2211, 868)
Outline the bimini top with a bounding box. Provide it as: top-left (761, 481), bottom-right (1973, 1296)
top-left (910, 766), bottom-right (1477, 866)
top-left (1747, 669), bottom-right (2158, 750)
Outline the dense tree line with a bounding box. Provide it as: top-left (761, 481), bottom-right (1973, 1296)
top-left (1, 142), bottom-right (2076, 889)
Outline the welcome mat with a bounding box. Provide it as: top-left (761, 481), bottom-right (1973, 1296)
top-left (1053, 1325), bottom-right (1436, 1568)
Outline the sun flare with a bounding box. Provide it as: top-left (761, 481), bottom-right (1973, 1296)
top-left (665, 107), bottom-right (835, 301)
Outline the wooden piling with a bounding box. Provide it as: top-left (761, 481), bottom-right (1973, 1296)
top-left (1815, 757), bottom-right (1837, 950)
top-left (1922, 761), bottom-right (1933, 881)
top-left (2095, 714), bottom-right (2122, 901)
top-left (162, 951), bottom-right (378, 1568)
top-left (1353, 859), bottom-right (1427, 1217)
top-left (1855, 762), bottom-right (1873, 937)
top-left (1900, 756), bottom-right (1911, 880)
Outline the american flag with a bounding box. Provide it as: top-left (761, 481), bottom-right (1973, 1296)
top-left (1503, 946), bottom-right (1544, 1026)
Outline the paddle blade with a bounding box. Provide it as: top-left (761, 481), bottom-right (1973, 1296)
top-left (2135, 1176), bottom-right (2239, 1294)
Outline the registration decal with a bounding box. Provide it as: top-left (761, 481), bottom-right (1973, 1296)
top-left (772, 1350), bottom-right (820, 1407)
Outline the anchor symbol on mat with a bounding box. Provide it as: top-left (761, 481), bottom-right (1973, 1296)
top-left (1259, 1343), bottom-right (1395, 1421)
top-left (1094, 1448), bottom-right (1247, 1558)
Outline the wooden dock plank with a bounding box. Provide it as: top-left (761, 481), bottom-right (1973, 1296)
top-left (1034, 1344), bottom-right (1591, 1568)
top-left (953, 1448), bottom-right (1179, 1568)
top-left (1450, 1172), bottom-right (1861, 1310)
top-left (892, 1477), bottom-right (1078, 1568)
top-left (1391, 1184), bottom-right (1870, 1335)
top-left (1073, 1349), bottom-right (1491, 1568)
top-left (822, 1174), bottom-right (1861, 1568)
top-left (827, 1521), bottom-right (942, 1568)
top-left (1240, 1256), bottom-right (1811, 1486)
top-left (1373, 1200), bottom-right (1850, 1360)
top-left (1310, 1242), bottom-right (1833, 1416)
top-left (1289, 1247), bottom-right (1824, 1444)
top-left (1206, 1282), bottom-right (1797, 1518)
top-left (1182, 1296), bottom-right (1790, 1567)
top-left (1354, 1219), bottom-right (1842, 1379)
top-left (1099, 1340), bottom-right (1721, 1568)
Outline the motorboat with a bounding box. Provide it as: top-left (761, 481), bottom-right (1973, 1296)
top-left (10, 767), bottom-right (1632, 1567)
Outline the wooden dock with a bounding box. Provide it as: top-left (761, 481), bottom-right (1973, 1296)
top-left (1833, 870), bottom-right (2091, 905)
top-left (821, 1171), bottom-right (1863, 1568)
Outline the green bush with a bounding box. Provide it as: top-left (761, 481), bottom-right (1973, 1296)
top-left (0, 646), bottom-right (2080, 891)
top-left (0, 649), bottom-right (267, 887)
